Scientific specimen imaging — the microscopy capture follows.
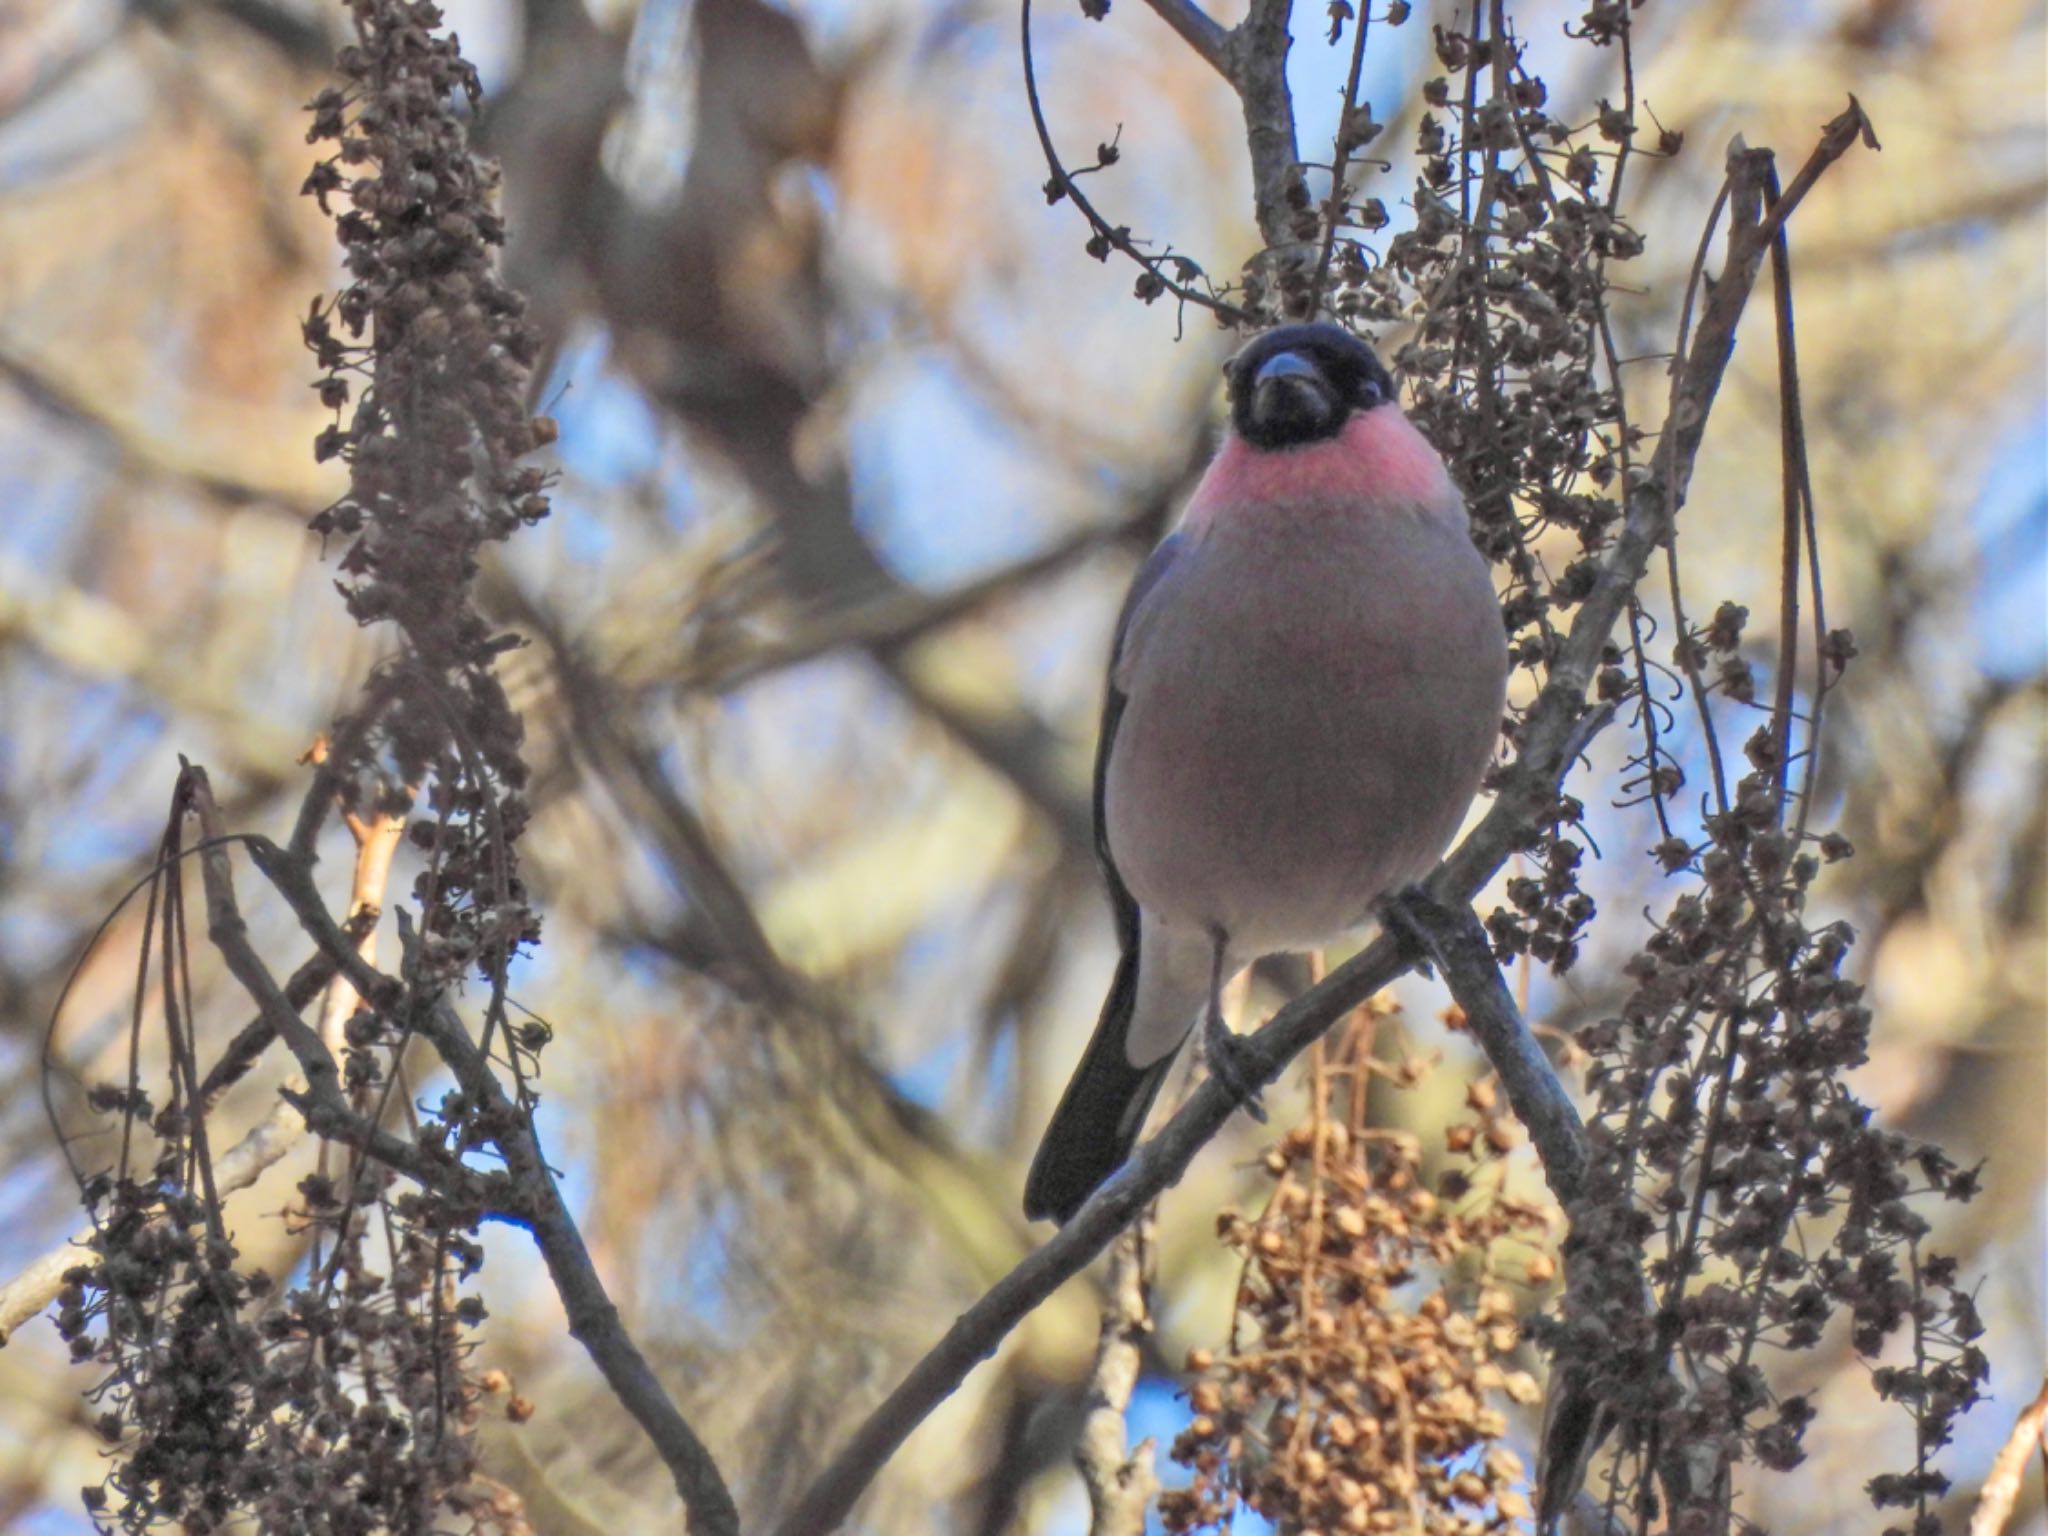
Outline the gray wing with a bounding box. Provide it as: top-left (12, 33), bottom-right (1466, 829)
top-left (1021, 531), bottom-right (1190, 1223)
top-left (1093, 531), bottom-right (1186, 952)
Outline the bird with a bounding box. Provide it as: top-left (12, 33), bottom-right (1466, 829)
top-left (1022, 322), bottom-right (1510, 1225)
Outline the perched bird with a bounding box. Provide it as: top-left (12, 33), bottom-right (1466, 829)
top-left (1023, 323), bottom-right (1509, 1224)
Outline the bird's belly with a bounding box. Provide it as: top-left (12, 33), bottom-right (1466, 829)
top-left (1103, 516), bottom-right (1504, 953)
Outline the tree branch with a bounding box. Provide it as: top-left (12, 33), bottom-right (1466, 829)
top-left (1023, 0), bottom-right (1252, 324)
top-left (1381, 887), bottom-right (1590, 1206)
top-left (1225, 0), bottom-right (1301, 253)
top-left (185, 770), bottom-right (487, 1206)
top-left (1968, 1374), bottom-right (2048, 1536)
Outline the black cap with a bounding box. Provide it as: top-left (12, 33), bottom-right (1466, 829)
top-left (1226, 323), bottom-right (1394, 450)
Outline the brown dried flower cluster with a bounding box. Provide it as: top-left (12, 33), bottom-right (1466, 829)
top-left (1360, 8), bottom-right (1653, 982)
top-left (1161, 1020), bottom-right (1553, 1535)
top-left (58, 1153), bottom-right (519, 1536)
top-left (302, 0), bottom-right (548, 984)
top-left (1537, 719), bottom-right (1988, 1532)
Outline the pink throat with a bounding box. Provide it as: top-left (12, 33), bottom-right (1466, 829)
top-left (1181, 409), bottom-right (1454, 534)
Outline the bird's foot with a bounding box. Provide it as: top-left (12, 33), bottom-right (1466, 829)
top-left (1200, 1002), bottom-right (1268, 1123)
top-left (1377, 884), bottom-right (1445, 977)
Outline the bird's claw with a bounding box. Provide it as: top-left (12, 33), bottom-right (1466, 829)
top-left (1201, 1003), bottom-right (1268, 1122)
top-left (1377, 884), bottom-right (1441, 977)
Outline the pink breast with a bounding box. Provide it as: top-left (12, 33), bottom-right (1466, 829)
top-left (1180, 410), bottom-right (1456, 535)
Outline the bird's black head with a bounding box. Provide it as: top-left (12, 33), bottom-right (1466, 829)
top-left (1225, 323), bottom-right (1395, 450)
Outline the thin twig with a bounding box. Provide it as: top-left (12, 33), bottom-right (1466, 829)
top-left (196, 949), bottom-right (343, 1108)
top-left (679, 508), bottom-right (1159, 699)
top-left (1765, 153), bottom-right (1835, 848)
top-left (1765, 190), bottom-right (1807, 815)
top-left (1022, 0), bottom-right (1250, 325)
top-left (1307, 0), bottom-right (1372, 308)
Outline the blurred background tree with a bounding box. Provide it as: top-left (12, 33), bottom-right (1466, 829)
top-left (0, 0), bottom-right (2039, 1531)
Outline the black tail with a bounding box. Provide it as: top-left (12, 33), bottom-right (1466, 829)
top-left (1023, 945), bottom-right (1179, 1224)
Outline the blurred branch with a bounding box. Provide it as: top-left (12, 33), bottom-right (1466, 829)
top-left (1076, 1222), bottom-right (1157, 1536)
top-left (771, 103), bottom-right (1876, 1536)
top-left (685, 509), bottom-right (1157, 698)
top-left (197, 0), bottom-right (331, 60)
top-left (0, 345), bottom-right (318, 511)
top-left (0, 567), bottom-right (312, 783)
top-left (872, 647), bottom-right (1094, 852)
top-left (515, 591), bottom-right (1050, 1291)
top-left (0, 1243), bottom-right (89, 1347)
top-left (547, 621), bottom-right (806, 1005)
top-left (1969, 1375), bottom-right (2048, 1536)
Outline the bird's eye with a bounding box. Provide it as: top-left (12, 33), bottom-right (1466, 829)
top-left (1357, 377), bottom-right (1383, 407)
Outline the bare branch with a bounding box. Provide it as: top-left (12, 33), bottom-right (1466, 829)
top-left (680, 510), bottom-right (1155, 698)
top-left (1308, 0), bottom-right (1373, 307)
top-left (0, 1242), bottom-right (90, 1345)
top-left (1225, 0), bottom-right (1301, 253)
top-left (1022, 0), bottom-right (1251, 324)
top-left (1034, 0), bottom-right (1303, 309)
top-left (186, 771), bottom-right (495, 1208)
top-left (1380, 887), bottom-right (1590, 1206)
top-left (195, 950), bottom-right (340, 1108)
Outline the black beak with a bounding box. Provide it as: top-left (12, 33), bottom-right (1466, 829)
top-left (1249, 351), bottom-right (1338, 443)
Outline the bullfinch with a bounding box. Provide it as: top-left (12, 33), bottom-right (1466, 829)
top-left (1023, 323), bottom-right (1510, 1224)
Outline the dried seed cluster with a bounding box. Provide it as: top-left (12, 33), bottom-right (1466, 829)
top-left (303, 0), bottom-right (547, 982)
top-left (57, 782), bottom-right (524, 1535)
top-left (1162, 1037), bottom-right (1551, 1535)
top-left (1244, 10), bottom-right (1981, 1527)
top-left (57, 1092), bottom-right (521, 1535)
top-left (1537, 717), bottom-right (1988, 1531)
